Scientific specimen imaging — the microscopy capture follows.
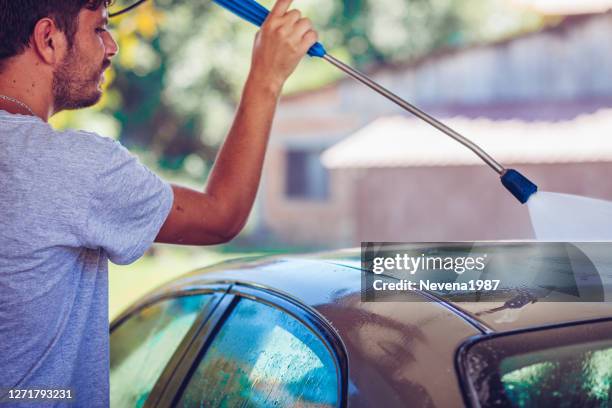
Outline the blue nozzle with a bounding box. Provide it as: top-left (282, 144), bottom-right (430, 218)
top-left (213, 0), bottom-right (327, 57)
top-left (501, 169), bottom-right (538, 204)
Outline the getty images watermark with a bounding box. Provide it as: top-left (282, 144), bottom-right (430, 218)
top-left (360, 242), bottom-right (612, 303)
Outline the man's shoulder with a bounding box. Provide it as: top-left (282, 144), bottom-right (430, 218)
top-left (0, 113), bottom-right (125, 170)
top-left (56, 127), bottom-right (118, 151)
top-left (0, 113), bottom-right (119, 154)
top-left (42, 130), bottom-right (125, 182)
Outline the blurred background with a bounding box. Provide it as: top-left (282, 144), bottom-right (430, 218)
top-left (52, 0), bottom-right (612, 318)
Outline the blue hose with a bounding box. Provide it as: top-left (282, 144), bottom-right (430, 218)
top-left (213, 0), bottom-right (327, 57)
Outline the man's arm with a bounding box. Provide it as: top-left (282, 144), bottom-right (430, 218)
top-left (155, 0), bottom-right (317, 245)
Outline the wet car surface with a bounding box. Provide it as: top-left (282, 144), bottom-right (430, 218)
top-left (110, 244), bottom-right (612, 407)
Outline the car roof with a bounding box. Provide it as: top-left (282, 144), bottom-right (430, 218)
top-left (147, 251), bottom-right (482, 407)
top-left (155, 244), bottom-right (612, 334)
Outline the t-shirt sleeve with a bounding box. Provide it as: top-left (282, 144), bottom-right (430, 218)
top-left (81, 137), bottom-right (174, 265)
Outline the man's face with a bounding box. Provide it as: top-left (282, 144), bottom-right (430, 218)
top-left (52, 6), bottom-right (118, 112)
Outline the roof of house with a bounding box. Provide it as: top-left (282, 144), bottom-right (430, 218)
top-left (321, 110), bottom-right (612, 168)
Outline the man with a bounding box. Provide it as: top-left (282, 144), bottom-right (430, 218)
top-left (0, 0), bottom-right (317, 406)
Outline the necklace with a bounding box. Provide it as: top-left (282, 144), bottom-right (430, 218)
top-left (0, 94), bottom-right (35, 116)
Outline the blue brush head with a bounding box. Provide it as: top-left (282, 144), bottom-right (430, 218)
top-left (501, 169), bottom-right (538, 204)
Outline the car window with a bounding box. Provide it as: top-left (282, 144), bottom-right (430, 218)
top-left (177, 297), bottom-right (339, 407)
top-left (110, 294), bottom-right (213, 408)
top-left (461, 320), bottom-right (612, 408)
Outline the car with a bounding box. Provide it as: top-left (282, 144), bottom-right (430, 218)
top-left (109, 243), bottom-right (612, 407)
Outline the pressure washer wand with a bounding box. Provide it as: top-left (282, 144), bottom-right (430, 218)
top-left (212, 0), bottom-right (538, 204)
top-left (322, 54), bottom-right (504, 175)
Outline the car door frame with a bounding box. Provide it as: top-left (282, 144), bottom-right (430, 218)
top-left (145, 281), bottom-right (349, 408)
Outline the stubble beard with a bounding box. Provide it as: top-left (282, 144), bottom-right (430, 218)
top-left (52, 45), bottom-right (107, 112)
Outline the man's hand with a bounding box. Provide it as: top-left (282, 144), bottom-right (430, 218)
top-left (249, 0), bottom-right (318, 93)
top-left (155, 0), bottom-right (317, 246)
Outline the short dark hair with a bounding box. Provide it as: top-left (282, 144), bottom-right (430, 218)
top-left (0, 0), bottom-right (113, 66)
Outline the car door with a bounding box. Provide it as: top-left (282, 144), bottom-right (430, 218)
top-left (151, 283), bottom-right (348, 408)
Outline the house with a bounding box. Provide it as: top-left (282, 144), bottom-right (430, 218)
top-left (259, 11), bottom-right (612, 246)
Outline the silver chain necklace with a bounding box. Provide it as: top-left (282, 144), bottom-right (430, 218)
top-left (0, 94), bottom-right (35, 116)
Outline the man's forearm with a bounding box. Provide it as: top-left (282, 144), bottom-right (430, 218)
top-left (204, 74), bottom-right (282, 235)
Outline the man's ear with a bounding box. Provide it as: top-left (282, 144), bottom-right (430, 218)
top-left (31, 18), bottom-right (69, 65)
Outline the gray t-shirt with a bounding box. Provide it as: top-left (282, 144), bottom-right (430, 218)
top-left (0, 110), bottom-right (174, 407)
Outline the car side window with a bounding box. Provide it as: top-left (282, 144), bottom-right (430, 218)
top-left (110, 294), bottom-right (213, 408)
top-left (177, 297), bottom-right (340, 407)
